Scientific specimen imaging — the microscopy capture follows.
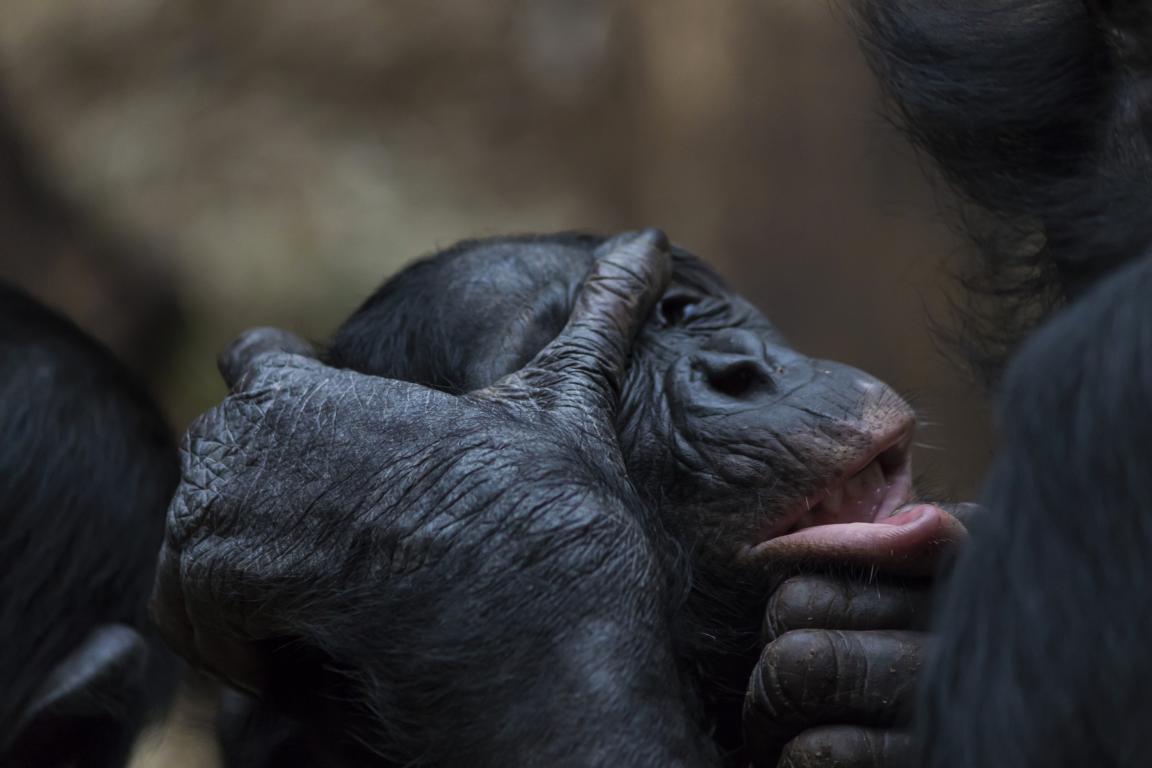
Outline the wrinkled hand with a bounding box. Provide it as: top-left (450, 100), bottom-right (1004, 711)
top-left (744, 503), bottom-right (979, 768)
top-left (149, 230), bottom-right (694, 763)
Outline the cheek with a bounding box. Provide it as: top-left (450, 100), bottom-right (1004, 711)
top-left (614, 368), bottom-right (678, 487)
top-left (616, 414), bottom-right (671, 490)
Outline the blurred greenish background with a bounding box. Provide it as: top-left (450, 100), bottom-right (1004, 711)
top-left (0, 1), bottom-right (991, 764)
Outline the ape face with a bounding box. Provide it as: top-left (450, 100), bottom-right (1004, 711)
top-left (328, 233), bottom-right (915, 593)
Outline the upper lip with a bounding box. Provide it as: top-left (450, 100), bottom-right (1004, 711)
top-left (767, 424), bottom-right (915, 540)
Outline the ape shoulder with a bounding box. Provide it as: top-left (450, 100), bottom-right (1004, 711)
top-left (0, 282), bottom-right (179, 765)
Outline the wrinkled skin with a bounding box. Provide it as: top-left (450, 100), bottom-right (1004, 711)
top-left (744, 503), bottom-right (976, 768)
top-left (323, 233), bottom-right (969, 765)
top-left (155, 231), bottom-right (968, 766)
top-left (328, 235), bottom-right (926, 582)
top-left (155, 232), bottom-right (718, 766)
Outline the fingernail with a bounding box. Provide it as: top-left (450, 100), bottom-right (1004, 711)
top-left (880, 504), bottom-right (933, 526)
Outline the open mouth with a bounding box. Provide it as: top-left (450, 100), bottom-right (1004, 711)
top-left (772, 428), bottom-right (914, 540)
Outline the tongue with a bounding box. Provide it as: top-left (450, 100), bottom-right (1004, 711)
top-left (742, 504), bottom-right (968, 576)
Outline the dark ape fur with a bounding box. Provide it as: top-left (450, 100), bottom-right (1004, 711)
top-left (326, 233), bottom-right (604, 394)
top-left (222, 232), bottom-right (922, 766)
top-left (855, 0), bottom-right (1152, 764)
top-left (0, 283), bottom-right (179, 767)
top-left (926, 252), bottom-right (1152, 766)
top-left (855, 0), bottom-right (1152, 380)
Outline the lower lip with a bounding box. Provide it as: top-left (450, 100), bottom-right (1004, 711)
top-left (878, 504), bottom-right (931, 526)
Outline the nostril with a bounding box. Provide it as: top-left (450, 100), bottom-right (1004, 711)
top-left (702, 356), bottom-right (775, 398)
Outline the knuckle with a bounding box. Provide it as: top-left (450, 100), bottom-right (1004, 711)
top-left (776, 629), bottom-right (841, 675)
top-left (763, 578), bottom-right (804, 640)
top-left (755, 630), bottom-right (840, 720)
top-left (764, 575), bottom-right (844, 640)
top-left (941, 501), bottom-right (983, 527)
top-left (593, 230), bottom-right (669, 287)
top-left (779, 730), bottom-right (839, 768)
top-left (220, 327), bottom-right (315, 380)
top-left (782, 727), bottom-right (912, 768)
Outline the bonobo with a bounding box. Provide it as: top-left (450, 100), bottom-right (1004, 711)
top-left (155, 232), bottom-right (962, 767)
top-left (324, 233), bottom-right (953, 761)
top-left (854, 0), bottom-right (1152, 764)
top-left (330, 234), bottom-right (921, 576)
top-left (0, 282), bottom-right (179, 767)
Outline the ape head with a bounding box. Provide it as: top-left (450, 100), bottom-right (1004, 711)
top-left (328, 233), bottom-right (916, 612)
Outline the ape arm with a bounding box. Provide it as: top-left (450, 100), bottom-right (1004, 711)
top-left (854, 0), bottom-right (1152, 377)
top-left (919, 253), bottom-right (1152, 766)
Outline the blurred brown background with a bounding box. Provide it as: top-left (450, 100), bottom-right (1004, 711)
top-left (0, 1), bottom-right (991, 764)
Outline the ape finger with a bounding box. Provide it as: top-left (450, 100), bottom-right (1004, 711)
top-left (743, 630), bottom-right (923, 764)
top-left (774, 726), bottom-right (913, 768)
top-left (516, 228), bottom-right (670, 415)
top-left (937, 501), bottom-right (982, 528)
top-left (151, 488), bottom-right (273, 695)
top-left (217, 327), bottom-right (317, 389)
top-left (763, 575), bottom-right (933, 641)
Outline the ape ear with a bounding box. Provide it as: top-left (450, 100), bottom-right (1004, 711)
top-left (6, 624), bottom-right (151, 768)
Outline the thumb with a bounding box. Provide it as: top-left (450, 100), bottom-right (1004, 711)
top-left (217, 327), bottom-right (318, 390)
top-left (518, 228), bottom-right (671, 417)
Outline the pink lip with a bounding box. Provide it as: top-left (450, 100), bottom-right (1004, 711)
top-left (765, 425), bottom-right (915, 542)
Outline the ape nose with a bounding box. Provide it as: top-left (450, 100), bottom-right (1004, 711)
top-left (697, 354), bottom-right (776, 399)
top-left (695, 329), bottom-right (778, 399)
top-left (701, 328), bottom-right (770, 358)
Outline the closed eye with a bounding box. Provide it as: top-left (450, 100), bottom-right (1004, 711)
top-left (658, 293), bottom-right (703, 326)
